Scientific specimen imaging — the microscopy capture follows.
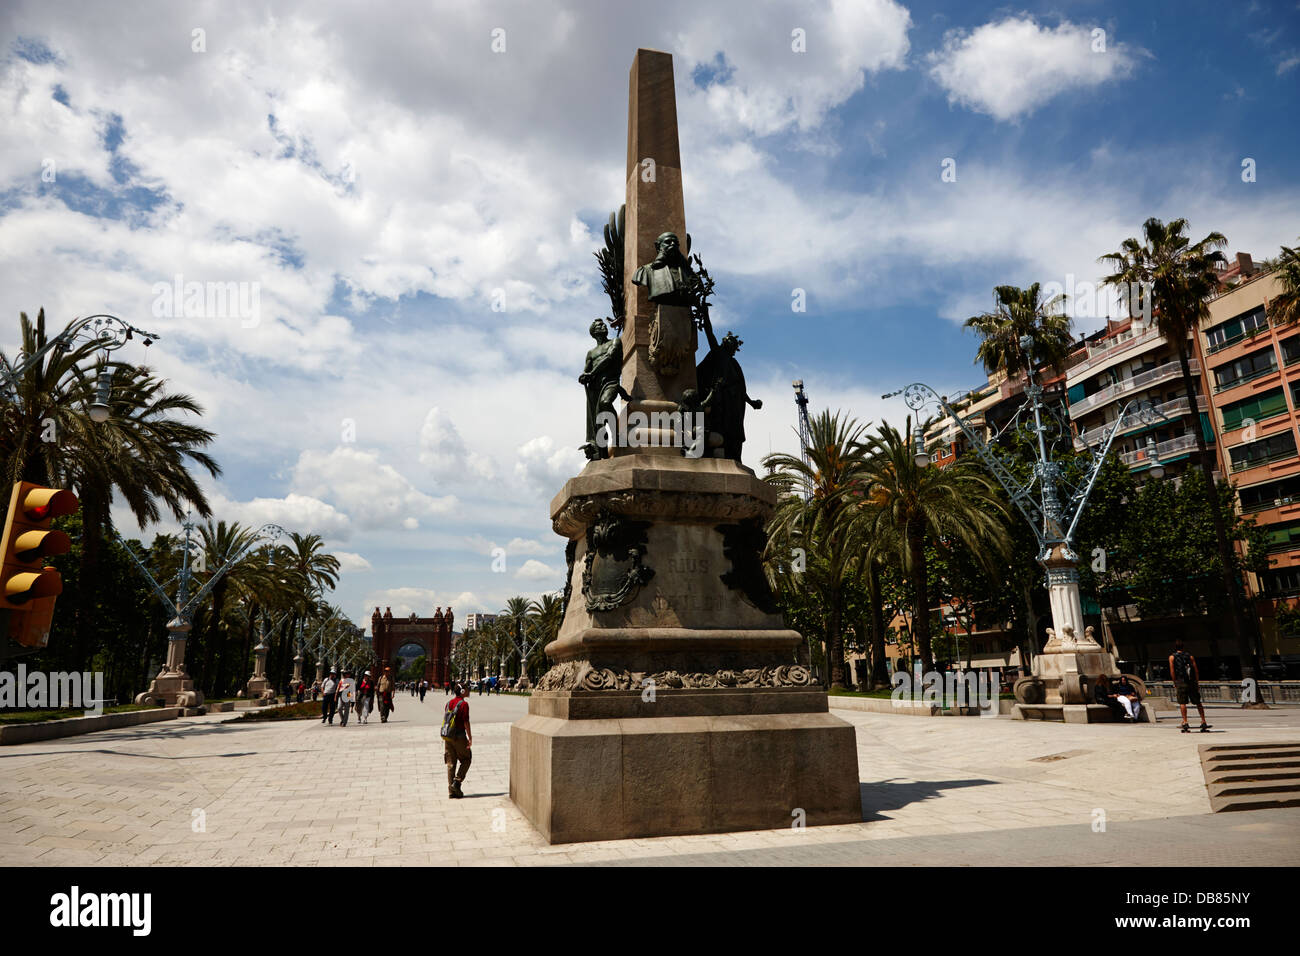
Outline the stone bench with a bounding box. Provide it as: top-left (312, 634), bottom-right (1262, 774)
top-left (1012, 701), bottom-right (1157, 723)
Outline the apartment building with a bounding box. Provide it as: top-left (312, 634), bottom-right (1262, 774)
top-left (462, 612), bottom-right (497, 633)
top-left (1064, 319), bottom-right (1212, 479)
top-left (1196, 260), bottom-right (1300, 662)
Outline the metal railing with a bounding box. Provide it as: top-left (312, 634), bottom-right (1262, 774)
top-left (1070, 359), bottom-right (1198, 416)
top-left (1146, 680), bottom-right (1300, 703)
top-left (1118, 432), bottom-right (1200, 467)
top-left (1068, 326), bottom-right (1165, 378)
top-left (1213, 361), bottom-right (1279, 394)
top-left (1075, 396), bottom-right (1192, 449)
top-left (1230, 442), bottom-right (1298, 472)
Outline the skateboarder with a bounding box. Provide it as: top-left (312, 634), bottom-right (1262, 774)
top-left (1169, 640), bottom-right (1211, 733)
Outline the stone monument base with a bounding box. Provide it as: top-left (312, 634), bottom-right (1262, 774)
top-left (510, 687), bottom-right (862, 844)
top-left (135, 672), bottom-right (205, 714)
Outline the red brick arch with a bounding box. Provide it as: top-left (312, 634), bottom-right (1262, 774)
top-left (370, 606), bottom-right (454, 685)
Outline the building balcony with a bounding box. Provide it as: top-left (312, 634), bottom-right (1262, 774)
top-left (1067, 325), bottom-right (1164, 379)
top-left (1213, 363), bottom-right (1280, 394)
top-left (1074, 396), bottom-right (1192, 449)
top-left (1118, 432), bottom-right (1200, 468)
top-left (1070, 359), bottom-right (1198, 417)
top-left (1231, 446), bottom-right (1299, 473)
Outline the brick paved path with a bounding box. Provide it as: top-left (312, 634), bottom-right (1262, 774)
top-left (1, 696), bottom-right (1296, 865)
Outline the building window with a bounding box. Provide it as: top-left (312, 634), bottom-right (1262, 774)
top-left (1206, 305), bottom-right (1268, 352)
top-left (1229, 429), bottom-right (1297, 472)
top-left (1239, 474), bottom-right (1300, 513)
top-left (1221, 387), bottom-right (1288, 431)
top-left (1261, 518), bottom-right (1300, 553)
top-left (1214, 346), bottom-right (1277, 391)
top-left (1282, 336), bottom-right (1300, 366)
top-left (1261, 567), bottom-right (1300, 595)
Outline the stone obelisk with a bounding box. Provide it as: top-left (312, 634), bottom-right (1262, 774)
top-left (509, 49), bottom-right (861, 844)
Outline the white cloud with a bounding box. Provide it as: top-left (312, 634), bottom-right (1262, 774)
top-left (515, 558), bottom-right (557, 581)
top-left (513, 435), bottom-right (586, 493)
top-left (334, 551), bottom-right (372, 572)
top-left (677, 0), bottom-right (911, 136)
top-left (463, 534), bottom-right (555, 557)
top-left (418, 406), bottom-right (495, 482)
top-left (206, 491), bottom-right (353, 539)
top-left (927, 17), bottom-right (1139, 122)
top-left (291, 446), bottom-right (458, 529)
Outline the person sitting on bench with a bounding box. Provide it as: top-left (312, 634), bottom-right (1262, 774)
top-left (1093, 674), bottom-right (1130, 721)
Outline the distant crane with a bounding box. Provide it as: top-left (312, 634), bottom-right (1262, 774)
top-left (792, 379), bottom-right (812, 501)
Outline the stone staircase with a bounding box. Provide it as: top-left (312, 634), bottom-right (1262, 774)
top-left (1199, 742), bottom-right (1300, 812)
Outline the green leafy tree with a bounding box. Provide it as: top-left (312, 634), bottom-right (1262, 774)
top-left (764, 411), bottom-right (874, 689)
top-left (1100, 217), bottom-right (1259, 673)
top-left (862, 419), bottom-right (1011, 671)
top-left (1265, 239), bottom-right (1300, 327)
top-left (963, 283), bottom-right (1074, 377)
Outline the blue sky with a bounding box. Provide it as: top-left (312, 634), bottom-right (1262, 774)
top-left (0, 0), bottom-right (1297, 632)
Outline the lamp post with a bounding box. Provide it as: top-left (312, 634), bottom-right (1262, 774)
top-left (120, 520), bottom-right (286, 712)
top-left (885, 338), bottom-right (1164, 718)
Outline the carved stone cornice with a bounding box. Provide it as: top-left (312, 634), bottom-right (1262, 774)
top-left (553, 489), bottom-right (770, 538)
top-left (536, 659), bottom-right (811, 691)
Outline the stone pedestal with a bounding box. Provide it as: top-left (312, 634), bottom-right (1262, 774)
top-left (135, 619), bottom-right (205, 713)
top-left (1013, 546), bottom-right (1118, 718)
top-left (512, 688), bottom-right (861, 843)
top-left (510, 453), bottom-right (862, 842)
top-left (245, 640), bottom-right (274, 701)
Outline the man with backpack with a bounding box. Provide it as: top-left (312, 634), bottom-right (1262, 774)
top-left (441, 683), bottom-right (472, 799)
top-left (1169, 640), bottom-right (1211, 733)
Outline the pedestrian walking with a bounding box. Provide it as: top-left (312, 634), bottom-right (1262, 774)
top-left (358, 670), bottom-right (375, 723)
top-left (321, 671), bottom-right (338, 725)
top-left (377, 667), bottom-right (396, 723)
top-left (337, 670), bottom-right (356, 726)
top-left (296, 681), bottom-right (305, 704)
top-left (311, 679), bottom-right (321, 701)
top-left (419, 681), bottom-right (427, 703)
top-left (1169, 639), bottom-right (1211, 733)
top-left (441, 683), bottom-right (472, 799)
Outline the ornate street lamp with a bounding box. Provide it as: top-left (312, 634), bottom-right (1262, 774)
top-left (1, 313), bottom-right (161, 421)
top-left (118, 520), bottom-right (286, 711)
top-left (885, 334), bottom-right (1166, 716)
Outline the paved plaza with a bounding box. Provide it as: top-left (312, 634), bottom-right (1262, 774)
top-left (1, 696), bottom-right (1297, 866)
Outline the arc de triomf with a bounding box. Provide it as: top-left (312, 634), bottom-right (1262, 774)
top-left (370, 606), bottom-right (454, 685)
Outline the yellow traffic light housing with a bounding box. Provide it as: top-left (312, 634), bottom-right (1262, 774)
top-left (1, 481), bottom-right (79, 647)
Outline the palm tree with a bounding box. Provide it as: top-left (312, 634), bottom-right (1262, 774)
top-left (1099, 217), bottom-right (1258, 674)
top-left (1266, 239), bottom-right (1300, 327)
top-left (499, 596), bottom-right (531, 678)
top-left (527, 592), bottom-right (564, 678)
top-left (278, 534), bottom-right (341, 682)
top-left (764, 411), bottom-right (874, 689)
top-left (963, 283), bottom-right (1074, 378)
top-left (0, 310), bottom-right (222, 665)
top-left (861, 419), bottom-right (1010, 671)
top-left (196, 520), bottom-right (257, 694)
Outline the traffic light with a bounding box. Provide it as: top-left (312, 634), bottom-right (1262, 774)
top-left (0, 481), bottom-right (79, 647)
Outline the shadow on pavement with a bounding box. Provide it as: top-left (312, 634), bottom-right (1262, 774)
top-left (859, 777), bottom-right (997, 822)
